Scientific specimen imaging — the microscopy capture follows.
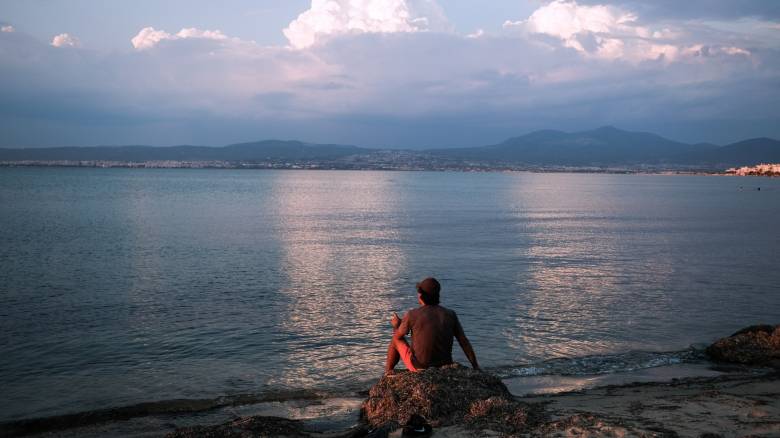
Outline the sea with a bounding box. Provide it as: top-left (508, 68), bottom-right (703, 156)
top-left (1, 168), bottom-right (778, 431)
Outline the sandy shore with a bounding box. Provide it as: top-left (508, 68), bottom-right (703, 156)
top-left (535, 371), bottom-right (780, 437)
top-left (432, 370), bottom-right (780, 437)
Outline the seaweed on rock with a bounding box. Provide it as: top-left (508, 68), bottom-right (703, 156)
top-left (362, 363), bottom-right (542, 434)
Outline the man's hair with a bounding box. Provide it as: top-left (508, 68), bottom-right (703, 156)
top-left (417, 277), bottom-right (441, 305)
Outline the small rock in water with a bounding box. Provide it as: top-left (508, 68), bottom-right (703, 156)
top-left (705, 324), bottom-right (780, 367)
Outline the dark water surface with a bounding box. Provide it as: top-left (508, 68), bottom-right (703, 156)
top-left (1, 168), bottom-right (778, 421)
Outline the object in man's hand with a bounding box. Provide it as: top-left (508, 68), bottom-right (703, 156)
top-left (391, 312), bottom-right (401, 328)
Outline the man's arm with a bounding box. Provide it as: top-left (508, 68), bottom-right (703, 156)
top-left (393, 312), bottom-right (410, 341)
top-left (454, 318), bottom-right (480, 370)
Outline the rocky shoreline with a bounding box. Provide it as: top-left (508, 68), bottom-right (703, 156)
top-left (170, 324), bottom-right (780, 437)
top-left (2, 325), bottom-right (778, 437)
top-left (166, 369), bottom-right (780, 438)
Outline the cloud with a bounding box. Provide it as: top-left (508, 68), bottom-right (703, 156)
top-left (521, 0), bottom-right (638, 41)
top-left (466, 29), bottom-right (484, 39)
top-left (130, 27), bottom-right (173, 50)
top-left (720, 46), bottom-right (750, 56)
top-left (0, 4), bottom-right (778, 148)
top-left (576, 0), bottom-right (780, 20)
top-left (1, 25), bottom-right (14, 33)
top-left (131, 27), bottom-right (230, 50)
top-left (283, 0), bottom-right (448, 49)
top-left (51, 33), bottom-right (80, 48)
top-left (506, 0), bottom-right (638, 58)
top-left (505, 0), bottom-right (753, 63)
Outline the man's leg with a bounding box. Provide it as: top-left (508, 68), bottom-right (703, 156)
top-left (384, 315), bottom-right (419, 374)
top-left (385, 340), bottom-right (401, 373)
top-left (387, 337), bottom-right (419, 373)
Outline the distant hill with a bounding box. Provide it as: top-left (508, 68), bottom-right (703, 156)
top-left (428, 126), bottom-right (719, 165)
top-left (675, 137), bottom-right (780, 167)
top-left (0, 140), bottom-right (369, 162)
top-left (1, 128), bottom-right (778, 169)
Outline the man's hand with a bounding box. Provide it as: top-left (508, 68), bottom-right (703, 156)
top-left (391, 312), bottom-right (401, 329)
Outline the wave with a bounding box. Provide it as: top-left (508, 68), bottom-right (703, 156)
top-left (490, 348), bottom-right (706, 379)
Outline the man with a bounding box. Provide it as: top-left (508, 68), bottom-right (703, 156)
top-left (385, 277), bottom-right (480, 374)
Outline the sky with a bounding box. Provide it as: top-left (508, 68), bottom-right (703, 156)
top-left (1, 0), bottom-right (779, 148)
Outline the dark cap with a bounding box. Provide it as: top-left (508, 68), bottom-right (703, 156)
top-left (416, 277), bottom-right (441, 295)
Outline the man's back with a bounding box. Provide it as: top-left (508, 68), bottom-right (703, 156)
top-left (400, 305), bottom-right (463, 368)
top-left (385, 277), bottom-right (479, 374)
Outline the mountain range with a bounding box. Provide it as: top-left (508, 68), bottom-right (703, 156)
top-left (1, 127), bottom-right (779, 169)
top-left (431, 127), bottom-right (780, 167)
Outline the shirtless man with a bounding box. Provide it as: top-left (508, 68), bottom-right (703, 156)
top-left (385, 277), bottom-right (480, 373)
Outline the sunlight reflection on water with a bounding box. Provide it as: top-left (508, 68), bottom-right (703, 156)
top-left (271, 172), bottom-right (407, 387)
top-left (505, 174), bottom-right (677, 360)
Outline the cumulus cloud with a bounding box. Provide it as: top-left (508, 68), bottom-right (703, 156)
top-left (131, 27), bottom-right (230, 50)
top-left (1, 25), bottom-right (15, 33)
top-left (466, 29), bottom-right (484, 39)
top-left (506, 0), bottom-right (639, 59)
top-left (283, 0), bottom-right (448, 49)
top-left (577, 0), bottom-right (780, 20)
top-left (51, 33), bottom-right (80, 48)
top-left (521, 0), bottom-right (637, 41)
top-left (130, 27), bottom-right (172, 50)
top-left (720, 46), bottom-right (750, 56)
top-left (505, 0), bottom-right (752, 63)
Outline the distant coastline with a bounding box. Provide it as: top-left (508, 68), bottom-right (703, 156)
top-left (0, 159), bottom-right (726, 174)
top-left (4, 159), bottom-right (778, 175)
top-left (1, 127), bottom-right (778, 173)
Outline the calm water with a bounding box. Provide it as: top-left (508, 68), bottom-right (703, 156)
top-left (1, 168), bottom-right (779, 421)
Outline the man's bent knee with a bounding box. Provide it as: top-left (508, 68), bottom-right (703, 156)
top-left (393, 337), bottom-right (420, 372)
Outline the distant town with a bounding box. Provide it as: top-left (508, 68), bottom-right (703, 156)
top-left (0, 157), bottom-right (724, 174)
top-left (726, 163), bottom-right (780, 176)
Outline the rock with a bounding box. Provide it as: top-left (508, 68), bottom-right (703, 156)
top-left (361, 364), bottom-right (541, 434)
top-left (464, 396), bottom-right (538, 435)
top-left (705, 324), bottom-right (780, 367)
top-left (165, 415), bottom-right (307, 438)
top-left (532, 414), bottom-right (675, 438)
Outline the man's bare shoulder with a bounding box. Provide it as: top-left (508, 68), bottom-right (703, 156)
top-left (434, 305), bottom-right (456, 316)
top-left (418, 305), bottom-right (458, 319)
